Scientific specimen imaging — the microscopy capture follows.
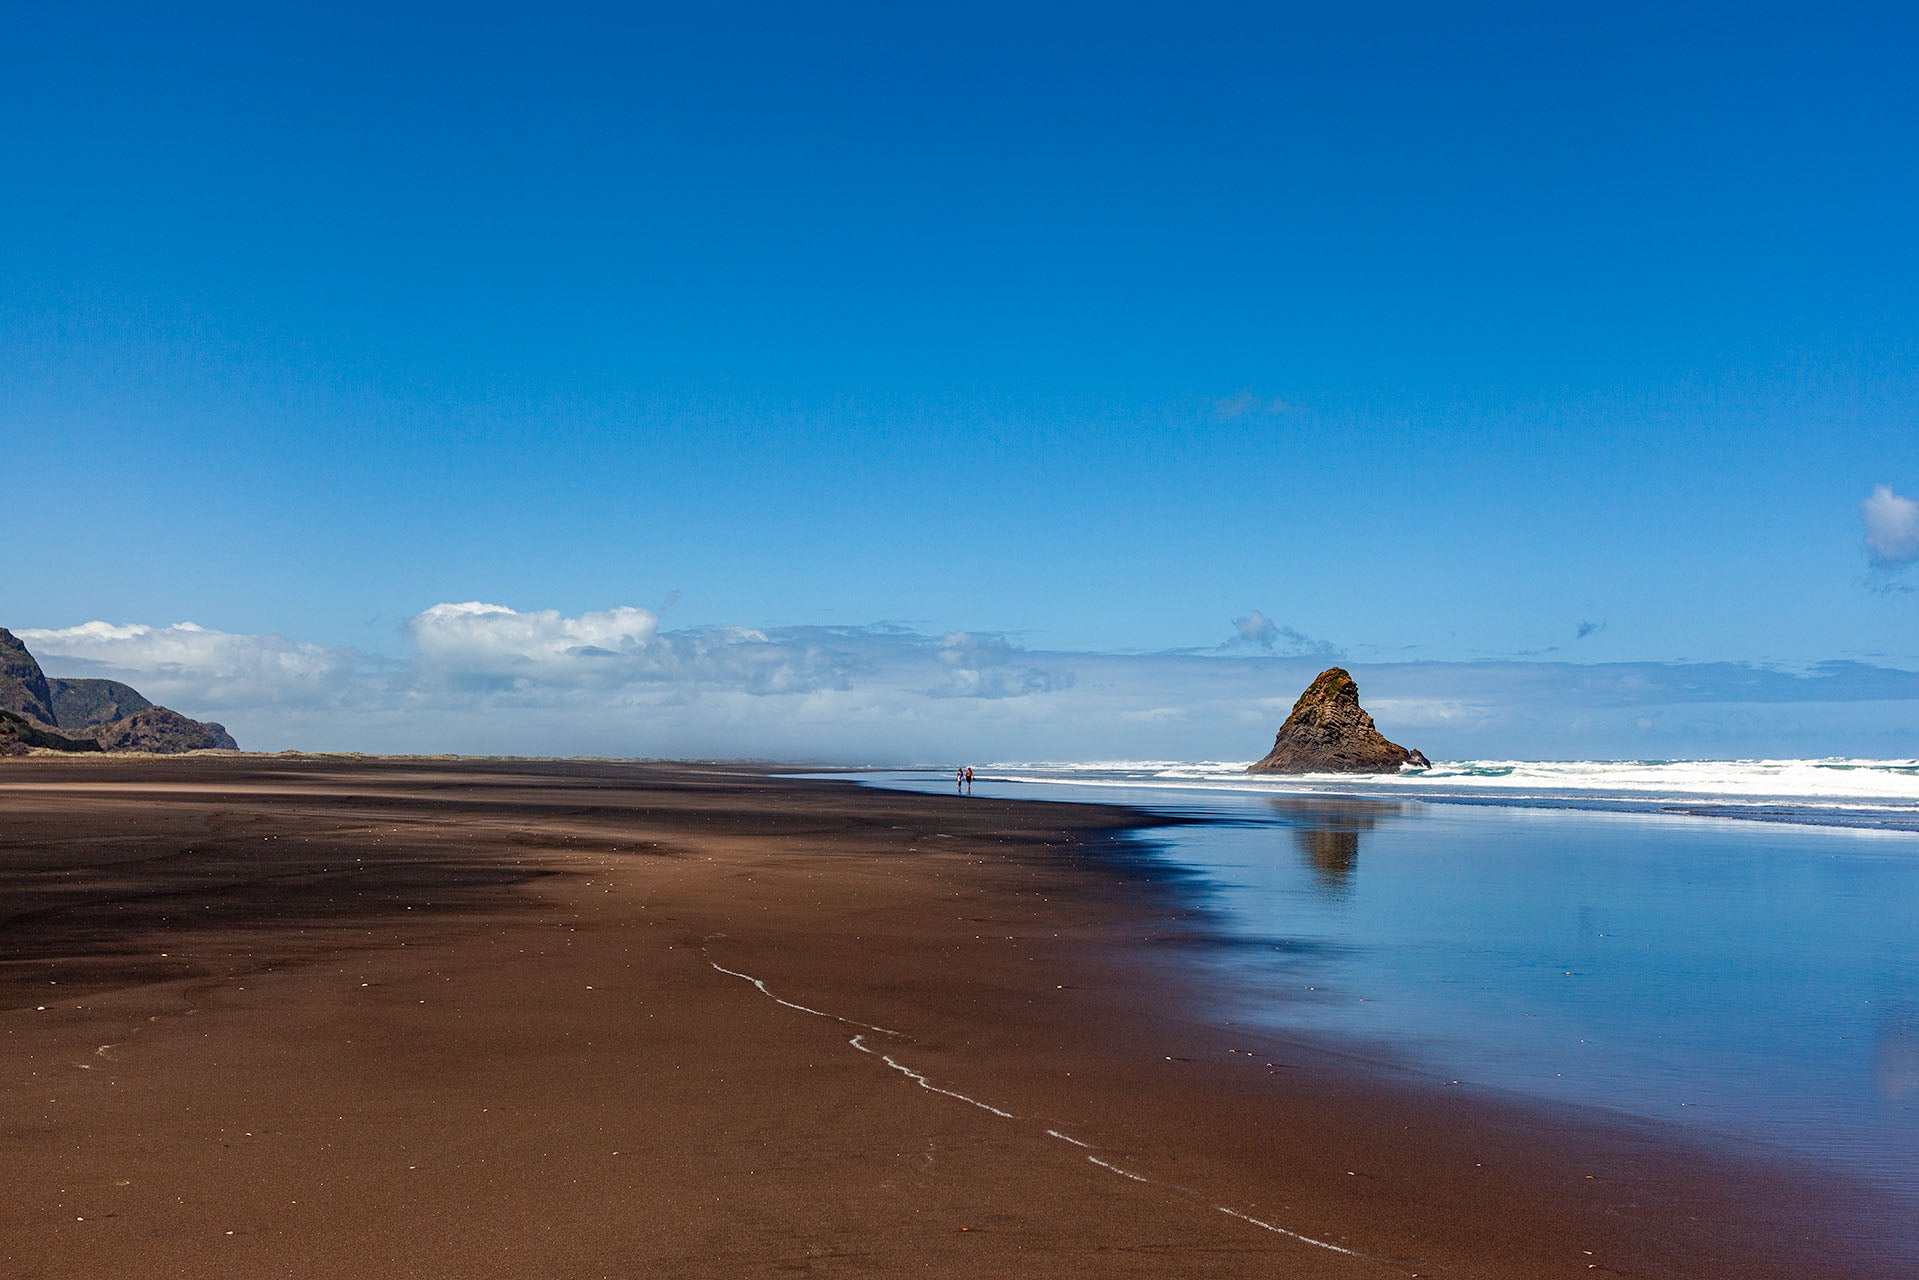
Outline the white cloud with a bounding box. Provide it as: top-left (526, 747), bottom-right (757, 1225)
top-left (1863, 484), bottom-right (1919, 566)
top-left (409, 602), bottom-right (660, 679)
top-left (16, 620), bottom-right (367, 709)
top-left (1225, 610), bottom-right (1341, 659)
top-left (1232, 610), bottom-right (1280, 648)
top-left (404, 603), bottom-right (861, 695)
top-left (1364, 696), bottom-right (1493, 728)
top-left (932, 631), bottom-right (1073, 699)
top-left (18, 606), bottom-right (1919, 762)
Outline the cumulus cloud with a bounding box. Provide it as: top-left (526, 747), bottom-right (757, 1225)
top-left (408, 602), bottom-right (661, 681)
top-left (19, 605), bottom-right (1919, 762)
top-left (16, 620), bottom-right (370, 709)
top-left (1233, 610), bottom-right (1280, 647)
top-left (932, 631), bottom-right (1074, 699)
top-left (403, 602), bottom-right (872, 695)
top-left (1863, 484), bottom-right (1919, 566)
top-left (651, 625), bottom-right (853, 695)
top-left (1226, 611), bottom-right (1341, 659)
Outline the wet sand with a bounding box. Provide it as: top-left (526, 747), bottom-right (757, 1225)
top-left (0, 756), bottom-right (1899, 1279)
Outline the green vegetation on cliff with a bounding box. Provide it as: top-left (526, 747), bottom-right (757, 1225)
top-left (0, 626), bottom-right (239, 753)
top-left (0, 709), bottom-right (103, 755)
top-left (47, 677), bottom-right (154, 729)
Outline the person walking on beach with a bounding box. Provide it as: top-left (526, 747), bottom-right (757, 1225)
top-left (964, 766), bottom-right (974, 794)
top-left (957, 767), bottom-right (965, 793)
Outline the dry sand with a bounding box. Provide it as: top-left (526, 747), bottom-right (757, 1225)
top-left (0, 757), bottom-right (1899, 1278)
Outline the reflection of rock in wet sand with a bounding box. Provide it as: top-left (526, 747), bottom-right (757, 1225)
top-left (1267, 797), bottom-right (1416, 895)
top-left (1294, 827), bottom-right (1361, 889)
top-left (1877, 1006), bottom-right (1918, 1099)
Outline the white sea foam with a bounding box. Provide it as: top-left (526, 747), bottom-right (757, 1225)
top-left (968, 757), bottom-right (1919, 824)
top-left (1215, 1206), bottom-right (1360, 1256)
top-left (848, 1035), bottom-right (1016, 1118)
top-left (1086, 1155), bottom-right (1152, 1183)
top-left (706, 958), bottom-right (904, 1037)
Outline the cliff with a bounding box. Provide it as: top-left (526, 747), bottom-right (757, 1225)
top-left (0, 628), bottom-right (59, 725)
top-left (0, 625), bottom-right (238, 754)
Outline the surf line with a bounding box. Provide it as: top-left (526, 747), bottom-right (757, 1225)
top-left (848, 1034), bottom-right (1015, 1118)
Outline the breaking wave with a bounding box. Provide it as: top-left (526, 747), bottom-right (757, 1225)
top-left (971, 758), bottom-right (1919, 829)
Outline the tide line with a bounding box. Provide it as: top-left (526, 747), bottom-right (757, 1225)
top-left (703, 950), bottom-right (1376, 1267)
top-left (1087, 1154), bottom-right (1151, 1183)
top-left (705, 957), bottom-right (904, 1037)
top-left (1216, 1206), bottom-right (1362, 1258)
top-left (850, 1034), bottom-right (1016, 1118)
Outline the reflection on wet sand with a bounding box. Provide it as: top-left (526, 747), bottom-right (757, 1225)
top-left (1267, 797), bottom-right (1418, 895)
top-left (1877, 1006), bottom-right (1918, 1099)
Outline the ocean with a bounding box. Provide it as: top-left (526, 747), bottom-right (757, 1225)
top-left (842, 758), bottom-right (1919, 1238)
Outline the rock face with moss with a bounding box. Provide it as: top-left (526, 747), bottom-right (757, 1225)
top-left (0, 626), bottom-right (237, 754)
top-left (72, 706), bottom-right (237, 753)
top-left (1248, 667), bottom-right (1430, 774)
top-left (0, 709), bottom-right (103, 756)
top-left (48, 677), bottom-right (154, 729)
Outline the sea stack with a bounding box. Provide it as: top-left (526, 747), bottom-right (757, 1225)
top-left (1248, 667), bottom-right (1430, 774)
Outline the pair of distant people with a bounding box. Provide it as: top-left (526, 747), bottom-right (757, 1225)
top-left (955, 766), bottom-right (974, 794)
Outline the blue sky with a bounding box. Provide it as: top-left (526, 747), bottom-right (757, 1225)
top-left (5, 3), bottom-right (1917, 758)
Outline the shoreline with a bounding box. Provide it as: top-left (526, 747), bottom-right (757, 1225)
top-left (812, 762), bottom-right (1919, 835)
top-left (2, 755), bottom-right (1906, 1278)
top-left (18, 748), bottom-right (1919, 834)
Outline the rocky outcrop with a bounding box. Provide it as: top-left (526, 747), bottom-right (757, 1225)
top-left (0, 626), bottom-right (239, 754)
top-left (0, 709), bottom-right (102, 756)
top-left (48, 677), bottom-right (154, 729)
top-left (1248, 667), bottom-right (1430, 774)
top-left (70, 706), bottom-right (238, 753)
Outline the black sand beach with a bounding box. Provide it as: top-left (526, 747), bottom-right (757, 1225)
top-left (0, 757), bottom-right (1901, 1278)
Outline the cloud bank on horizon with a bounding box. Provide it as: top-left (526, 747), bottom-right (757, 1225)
top-left (19, 604), bottom-right (1919, 763)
